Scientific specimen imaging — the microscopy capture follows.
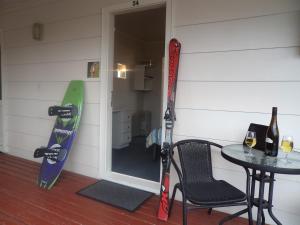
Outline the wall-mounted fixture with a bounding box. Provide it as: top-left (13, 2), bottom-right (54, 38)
top-left (116, 63), bottom-right (127, 79)
top-left (87, 61), bottom-right (100, 78)
top-left (32, 23), bottom-right (43, 41)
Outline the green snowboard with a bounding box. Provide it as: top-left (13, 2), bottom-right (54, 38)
top-left (36, 80), bottom-right (84, 189)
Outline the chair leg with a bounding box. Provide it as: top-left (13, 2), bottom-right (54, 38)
top-left (247, 203), bottom-right (253, 225)
top-left (219, 208), bottom-right (248, 225)
top-left (208, 208), bottom-right (212, 215)
top-left (168, 184), bottom-right (179, 217)
top-left (262, 210), bottom-right (265, 225)
top-left (182, 199), bottom-right (188, 225)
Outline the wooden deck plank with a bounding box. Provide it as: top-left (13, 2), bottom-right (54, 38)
top-left (0, 211), bottom-right (26, 225)
top-left (0, 153), bottom-right (249, 225)
top-left (0, 174), bottom-right (149, 225)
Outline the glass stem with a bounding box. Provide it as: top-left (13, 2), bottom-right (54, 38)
top-left (285, 153), bottom-right (288, 163)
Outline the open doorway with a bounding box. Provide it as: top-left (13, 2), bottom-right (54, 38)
top-left (111, 7), bottom-right (166, 182)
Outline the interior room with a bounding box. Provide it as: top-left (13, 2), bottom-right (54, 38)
top-left (111, 7), bottom-right (165, 182)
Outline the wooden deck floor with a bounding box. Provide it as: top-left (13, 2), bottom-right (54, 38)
top-left (0, 153), bottom-right (249, 225)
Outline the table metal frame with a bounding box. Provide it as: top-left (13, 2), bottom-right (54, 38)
top-left (222, 144), bottom-right (300, 225)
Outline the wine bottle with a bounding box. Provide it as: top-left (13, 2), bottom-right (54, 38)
top-left (265, 107), bottom-right (279, 156)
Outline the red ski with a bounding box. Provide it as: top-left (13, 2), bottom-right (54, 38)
top-left (157, 38), bottom-right (181, 221)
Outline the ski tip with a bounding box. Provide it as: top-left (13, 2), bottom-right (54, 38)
top-left (157, 213), bottom-right (169, 221)
top-left (170, 38), bottom-right (181, 47)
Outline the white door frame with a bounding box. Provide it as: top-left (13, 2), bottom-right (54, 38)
top-left (0, 30), bottom-right (6, 152)
top-left (99, 0), bottom-right (173, 193)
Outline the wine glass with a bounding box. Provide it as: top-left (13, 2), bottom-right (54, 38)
top-left (280, 136), bottom-right (294, 163)
top-left (245, 131), bottom-right (257, 156)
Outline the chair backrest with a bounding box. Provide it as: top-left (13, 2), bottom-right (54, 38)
top-left (172, 139), bottom-right (222, 184)
top-left (243, 123), bottom-right (268, 151)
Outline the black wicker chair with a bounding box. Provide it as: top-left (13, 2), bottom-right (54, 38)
top-left (169, 139), bottom-right (253, 225)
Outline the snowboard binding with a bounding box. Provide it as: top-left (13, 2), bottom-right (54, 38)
top-left (48, 105), bottom-right (78, 118)
top-left (34, 147), bottom-right (67, 162)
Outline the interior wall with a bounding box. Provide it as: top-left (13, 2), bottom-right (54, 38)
top-left (113, 8), bottom-right (165, 135)
top-left (0, 0), bottom-right (300, 224)
top-left (142, 41), bottom-right (164, 129)
top-left (112, 30), bottom-right (143, 113)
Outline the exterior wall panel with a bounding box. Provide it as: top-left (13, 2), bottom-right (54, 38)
top-left (1, 0), bottom-right (300, 224)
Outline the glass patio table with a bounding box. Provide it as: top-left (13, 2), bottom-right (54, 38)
top-left (221, 144), bottom-right (300, 225)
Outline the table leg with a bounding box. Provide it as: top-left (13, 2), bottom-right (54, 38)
top-left (251, 172), bottom-right (282, 225)
top-left (262, 210), bottom-right (265, 225)
top-left (250, 170), bottom-right (256, 206)
top-left (256, 171), bottom-right (265, 225)
top-left (267, 173), bottom-right (282, 225)
top-left (244, 167), bottom-right (253, 225)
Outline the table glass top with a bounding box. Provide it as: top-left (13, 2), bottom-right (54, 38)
top-left (222, 144), bottom-right (300, 171)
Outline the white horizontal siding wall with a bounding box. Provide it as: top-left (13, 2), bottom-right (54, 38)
top-left (172, 0), bottom-right (300, 224)
top-left (1, 0), bottom-right (300, 224)
top-left (0, 0), bottom-right (128, 177)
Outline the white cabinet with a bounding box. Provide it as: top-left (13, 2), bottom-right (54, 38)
top-left (134, 65), bottom-right (153, 91)
top-left (112, 110), bottom-right (132, 149)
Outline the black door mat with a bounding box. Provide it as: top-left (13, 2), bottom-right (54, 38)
top-left (77, 180), bottom-right (153, 212)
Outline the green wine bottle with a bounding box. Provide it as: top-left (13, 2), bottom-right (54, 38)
top-left (265, 107), bottom-right (279, 156)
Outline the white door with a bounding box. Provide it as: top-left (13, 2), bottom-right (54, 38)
top-left (0, 33), bottom-right (4, 151)
top-left (99, 0), bottom-right (172, 193)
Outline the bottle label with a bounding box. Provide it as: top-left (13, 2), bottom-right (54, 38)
top-left (266, 137), bottom-right (273, 144)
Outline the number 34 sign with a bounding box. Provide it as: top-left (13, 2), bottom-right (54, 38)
top-left (132, 0), bottom-right (139, 6)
